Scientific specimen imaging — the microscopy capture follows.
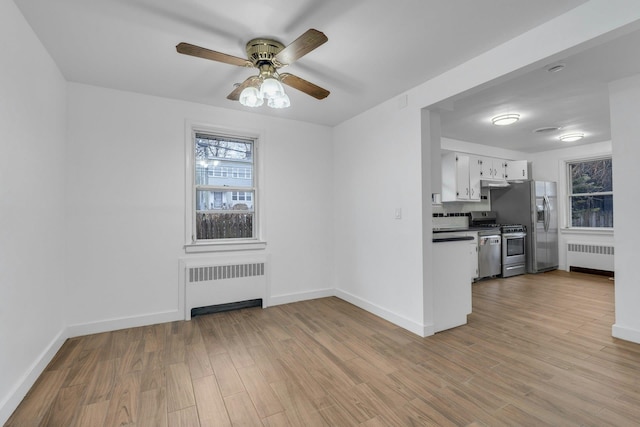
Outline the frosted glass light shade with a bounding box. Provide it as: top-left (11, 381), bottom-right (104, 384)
top-left (259, 77), bottom-right (285, 100)
top-left (268, 93), bottom-right (290, 109)
top-left (239, 86), bottom-right (263, 107)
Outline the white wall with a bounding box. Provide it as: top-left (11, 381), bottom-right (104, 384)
top-left (610, 73), bottom-right (640, 343)
top-left (333, 96), bottom-right (425, 334)
top-left (65, 83), bottom-right (334, 332)
top-left (0, 0), bottom-right (68, 422)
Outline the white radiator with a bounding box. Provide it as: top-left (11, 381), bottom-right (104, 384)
top-left (180, 255), bottom-right (268, 320)
top-left (566, 242), bottom-right (614, 272)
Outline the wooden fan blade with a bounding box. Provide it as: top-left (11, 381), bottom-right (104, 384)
top-left (176, 42), bottom-right (251, 67)
top-left (227, 76), bottom-right (261, 101)
top-left (275, 29), bottom-right (327, 66)
top-left (280, 73), bottom-right (329, 100)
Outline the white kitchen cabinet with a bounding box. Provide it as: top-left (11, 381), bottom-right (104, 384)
top-left (432, 238), bottom-right (474, 332)
top-left (442, 152), bottom-right (480, 202)
top-left (468, 156), bottom-right (482, 201)
top-left (505, 160), bottom-right (529, 181)
top-left (479, 156), bottom-right (507, 181)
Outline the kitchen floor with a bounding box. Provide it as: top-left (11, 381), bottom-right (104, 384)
top-left (8, 271), bottom-right (636, 426)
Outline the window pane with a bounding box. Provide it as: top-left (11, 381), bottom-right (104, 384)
top-left (196, 212), bottom-right (253, 239)
top-left (196, 190), bottom-right (254, 211)
top-left (195, 134), bottom-right (253, 188)
top-left (570, 158), bottom-right (612, 194)
top-left (571, 194), bottom-right (613, 227)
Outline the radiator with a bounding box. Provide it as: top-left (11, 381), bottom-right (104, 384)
top-left (180, 255), bottom-right (268, 320)
top-left (566, 242), bottom-right (614, 272)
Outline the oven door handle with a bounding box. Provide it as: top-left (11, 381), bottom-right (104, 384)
top-left (502, 232), bottom-right (526, 239)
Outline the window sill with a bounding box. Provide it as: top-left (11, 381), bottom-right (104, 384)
top-left (560, 228), bottom-right (614, 237)
top-left (184, 240), bottom-right (267, 253)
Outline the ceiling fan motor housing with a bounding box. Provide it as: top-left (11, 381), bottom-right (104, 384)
top-left (246, 39), bottom-right (285, 67)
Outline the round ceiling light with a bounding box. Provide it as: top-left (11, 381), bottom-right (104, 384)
top-left (559, 133), bottom-right (584, 142)
top-left (491, 113), bottom-right (520, 126)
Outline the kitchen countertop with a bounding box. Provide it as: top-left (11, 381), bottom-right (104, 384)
top-left (432, 227), bottom-right (492, 233)
top-left (432, 235), bottom-right (475, 243)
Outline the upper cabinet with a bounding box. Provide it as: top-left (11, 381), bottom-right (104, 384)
top-left (505, 160), bottom-right (529, 181)
top-left (478, 156), bottom-right (506, 181)
top-left (468, 156), bottom-right (482, 201)
top-left (442, 152), bottom-right (481, 202)
top-left (442, 152), bottom-right (530, 202)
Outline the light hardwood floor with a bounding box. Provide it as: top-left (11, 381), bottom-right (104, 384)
top-left (7, 270), bottom-right (640, 426)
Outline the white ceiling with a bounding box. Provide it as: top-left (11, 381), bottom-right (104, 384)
top-left (433, 26), bottom-right (640, 153)
top-left (18, 0), bottom-right (635, 154)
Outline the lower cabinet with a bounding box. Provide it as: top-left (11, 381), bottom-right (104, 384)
top-left (432, 239), bottom-right (474, 333)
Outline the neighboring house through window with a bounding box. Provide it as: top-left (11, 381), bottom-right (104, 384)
top-left (567, 157), bottom-right (613, 228)
top-left (192, 131), bottom-right (256, 241)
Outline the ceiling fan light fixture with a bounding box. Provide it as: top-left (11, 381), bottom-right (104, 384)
top-left (559, 133), bottom-right (584, 142)
top-left (239, 86), bottom-right (263, 107)
top-left (491, 113), bottom-right (520, 126)
top-left (259, 77), bottom-right (285, 100)
top-left (268, 92), bottom-right (290, 109)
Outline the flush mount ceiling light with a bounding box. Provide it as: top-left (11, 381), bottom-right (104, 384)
top-left (559, 133), bottom-right (584, 142)
top-left (491, 113), bottom-right (520, 126)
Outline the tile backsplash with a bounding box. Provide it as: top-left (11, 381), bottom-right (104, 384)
top-left (431, 194), bottom-right (491, 229)
top-left (432, 213), bottom-right (469, 229)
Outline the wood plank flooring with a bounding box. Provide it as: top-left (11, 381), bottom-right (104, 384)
top-left (7, 270), bottom-right (640, 426)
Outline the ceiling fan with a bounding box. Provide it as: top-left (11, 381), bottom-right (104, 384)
top-left (176, 29), bottom-right (330, 108)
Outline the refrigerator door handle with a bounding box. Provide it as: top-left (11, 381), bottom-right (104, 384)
top-left (543, 195), bottom-right (550, 232)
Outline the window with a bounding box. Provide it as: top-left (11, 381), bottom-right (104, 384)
top-left (568, 157), bottom-right (613, 228)
top-left (231, 191), bottom-right (252, 201)
top-left (193, 131), bottom-right (256, 241)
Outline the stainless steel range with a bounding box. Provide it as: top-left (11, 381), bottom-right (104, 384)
top-left (501, 224), bottom-right (527, 277)
top-left (470, 212), bottom-right (527, 279)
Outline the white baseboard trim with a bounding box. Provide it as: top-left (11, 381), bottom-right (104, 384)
top-left (334, 289), bottom-right (430, 337)
top-left (612, 323), bottom-right (640, 344)
top-left (0, 328), bottom-right (67, 426)
top-left (268, 288), bottom-right (334, 307)
top-left (66, 309), bottom-right (182, 338)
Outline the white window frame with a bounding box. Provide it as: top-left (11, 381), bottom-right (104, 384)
top-left (563, 155), bottom-right (613, 231)
top-left (184, 121), bottom-right (266, 253)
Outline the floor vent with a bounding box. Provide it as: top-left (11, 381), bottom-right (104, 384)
top-left (188, 262), bottom-right (265, 283)
top-left (569, 266), bottom-right (614, 277)
top-left (191, 298), bottom-right (262, 318)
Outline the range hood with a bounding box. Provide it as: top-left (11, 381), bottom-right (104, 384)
top-left (481, 179), bottom-right (510, 188)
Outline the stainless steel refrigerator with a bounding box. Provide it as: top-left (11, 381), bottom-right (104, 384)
top-left (490, 181), bottom-right (559, 273)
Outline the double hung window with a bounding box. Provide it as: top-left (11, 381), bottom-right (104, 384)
top-left (567, 157), bottom-right (613, 228)
top-left (193, 132), bottom-right (256, 241)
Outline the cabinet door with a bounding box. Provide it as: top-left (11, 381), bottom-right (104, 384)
top-left (505, 160), bottom-right (529, 180)
top-left (468, 156), bottom-right (482, 200)
top-left (478, 156), bottom-right (492, 179)
top-left (455, 155), bottom-right (470, 200)
top-left (493, 159), bottom-right (506, 180)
